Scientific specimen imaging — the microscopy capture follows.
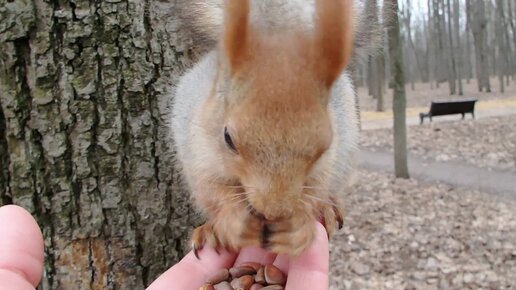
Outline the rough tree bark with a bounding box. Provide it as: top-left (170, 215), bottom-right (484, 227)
top-left (0, 1), bottom-right (201, 289)
top-left (386, 0), bottom-right (409, 179)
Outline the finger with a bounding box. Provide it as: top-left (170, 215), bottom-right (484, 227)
top-left (146, 247), bottom-right (236, 290)
top-left (0, 205), bottom-right (44, 289)
top-left (285, 222), bottom-right (329, 290)
top-left (0, 269), bottom-right (36, 290)
top-left (272, 253), bottom-right (289, 273)
top-left (234, 246), bottom-right (276, 266)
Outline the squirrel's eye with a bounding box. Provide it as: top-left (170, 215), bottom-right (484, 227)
top-left (224, 127), bottom-right (238, 153)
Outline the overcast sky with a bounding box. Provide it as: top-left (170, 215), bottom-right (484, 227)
top-left (399, 0), bottom-right (428, 15)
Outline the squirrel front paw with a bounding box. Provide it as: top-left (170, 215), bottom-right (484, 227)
top-left (191, 223), bottom-right (221, 259)
top-left (259, 214), bottom-right (316, 257)
top-left (191, 210), bottom-right (263, 258)
top-left (320, 195), bottom-right (344, 237)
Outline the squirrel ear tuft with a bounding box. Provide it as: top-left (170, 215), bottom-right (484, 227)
top-left (314, 0), bottom-right (354, 87)
top-left (224, 0), bottom-right (250, 74)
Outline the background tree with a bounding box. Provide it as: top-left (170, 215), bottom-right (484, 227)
top-left (0, 1), bottom-right (200, 288)
top-left (466, 0), bottom-right (491, 92)
top-left (453, 0), bottom-right (464, 95)
top-left (386, 0), bottom-right (410, 179)
top-left (357, 0), bottom-right (515, 96)
top-left (403, 0), bottom-right (423, 91)
top-left (446, 0), bottom-right (457, 94)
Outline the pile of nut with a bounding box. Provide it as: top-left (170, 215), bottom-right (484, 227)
top-left (199, 262), bottom-right (287, 290)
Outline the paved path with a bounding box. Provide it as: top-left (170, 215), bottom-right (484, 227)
top-left (358, 149), bottom-right (516, 200)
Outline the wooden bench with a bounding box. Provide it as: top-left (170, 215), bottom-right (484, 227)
top-left (419, 99), bottom-right (477, 124)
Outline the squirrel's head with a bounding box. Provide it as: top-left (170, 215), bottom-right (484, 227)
top-left (218, 0), bottom-right (354, 221)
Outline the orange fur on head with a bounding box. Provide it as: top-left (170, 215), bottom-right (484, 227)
top-left (218, 0), bottom-right (354, 221)
top-left (224, 0), bottom-right (250, 74)
top-left (315, 0), bottom-right (355, 87)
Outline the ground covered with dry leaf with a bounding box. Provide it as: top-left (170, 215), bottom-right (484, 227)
top-left (360, 115), bottom-right (516, 172)
top-left (329, 170), bottom-right (516, 290)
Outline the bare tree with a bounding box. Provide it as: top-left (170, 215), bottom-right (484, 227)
top-left (432, 0), bottom-right (446, 87)
top-left (465, 14), bottom-right (474, 84)
top-left (403, 0), bottom-right (424, 90)
top-left (453, 0), bottom-right (464, 95)
top-left (446, 0), bottom-right (457, 94)
top-left (467, 0), bottom-right (492, 92)
top-left (427, 0), bottom-right (436, 89)
top-left (507, 0), bottom-right (516, 79)
top-left (386, 0), bottom-right (410, 179)
top-left (364, 0), bottom-right (385, 111)
top-left (495, 0), bottom-right (506, 93)
top-left (355, 0), bottom-right (515, 96)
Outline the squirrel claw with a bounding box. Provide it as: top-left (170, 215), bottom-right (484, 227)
top-left (194, 247), bottom-right (201, 260)
top-left (337, 214), bottom-right (344, 230)
top-left (191, 223), bottom-right (216, 260)
top-left (319, 197), bottom-right (344, 237)
top-left (321, 218), bottom-right (331, 239)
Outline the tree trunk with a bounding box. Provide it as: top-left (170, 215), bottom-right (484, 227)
top-left (367, 0), bottom-right (384, 111)
top-left (500, 0), bottom-right (512, 86)
top-left (427, 0), bottom-right (435, 89)
top-left (0, 1), bottom-right (200, 289)
top-left (433, 0), bottom-right (443, 87)
top-left (465, 18), bottom-right (473, 84)
top-left (495, 0), bottom-right (505, 93)
top-left (367, 55), bottom-right (374, 97)
top-left (453, 0), bottom-right (463, 95)
top-left (374, 54), bottom-right (385, 112)
top-left (386, 0), bottom-right (410, 179)
top-left (467, 0), bottom-right (491, 92)
top-left (404, 0), bottom-right (423, 90)
top-left (507, 0), bottom-right (516, 78)
top-left (443, 0), bottom-right (456, 95)
top-left (445, 0), bottom-right (456, 95)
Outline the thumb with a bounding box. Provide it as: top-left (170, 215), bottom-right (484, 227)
top-left (0, 205), bottom-right (44, 290)
top-left (285, 222), bottom-right (329, 290)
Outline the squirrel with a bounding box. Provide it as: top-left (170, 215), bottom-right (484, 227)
top-left (171, 0), bottom-right (379, 257)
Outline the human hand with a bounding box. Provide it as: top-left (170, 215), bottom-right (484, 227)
top-left (148, 222), bottom-right (329, 290)
top-left (0, 205), bottom-right (44, 290)
top-left (0, 205), bottom-right (328, 290)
